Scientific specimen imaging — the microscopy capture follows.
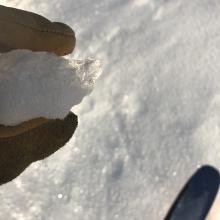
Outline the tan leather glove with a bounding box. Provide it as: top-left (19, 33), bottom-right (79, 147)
top-left (0, 113), bottom-right (78, 185)
top-left (0, 5), bottom-right (78, 185)
top-left (0, 5), bottom-right (76, 55)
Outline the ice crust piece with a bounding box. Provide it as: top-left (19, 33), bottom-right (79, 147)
top-left (0, 50), bottom-right (102, 126)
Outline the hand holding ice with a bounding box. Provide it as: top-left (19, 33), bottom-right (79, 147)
top-left (0, 50), bottom-right (102, 126)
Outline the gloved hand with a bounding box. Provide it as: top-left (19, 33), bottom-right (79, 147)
top-left (0, 5), bottom-right (76, 55)
top-left (0, 5), bottom-right (78, 185)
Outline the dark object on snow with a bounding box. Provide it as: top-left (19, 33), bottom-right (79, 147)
top-left (165, 165), bottom-right (220, 220)
top-left (0, 112), bottom-right (77, 185)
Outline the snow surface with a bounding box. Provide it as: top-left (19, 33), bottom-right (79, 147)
top-left (0, 50), bottom-right (101, 125)
top-left (1, 0), bottom-right (220, 219)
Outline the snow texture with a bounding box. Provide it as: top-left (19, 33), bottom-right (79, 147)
top-left (0, 50), bottom-right (101, 125)
top-left (1, 0), bottom-right (220, 220)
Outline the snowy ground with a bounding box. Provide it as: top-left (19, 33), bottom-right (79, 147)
top-left (1, 0), bottom-right (220, 219)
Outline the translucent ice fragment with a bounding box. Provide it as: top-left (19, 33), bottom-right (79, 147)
top-left (0, 50), bottom-right (102, 126)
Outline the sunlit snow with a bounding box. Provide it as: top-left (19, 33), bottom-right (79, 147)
top-left (1, 0), bottom-right (220, 220)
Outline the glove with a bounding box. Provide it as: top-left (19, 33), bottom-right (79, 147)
top-left (0, 113), bottom-right (77, 185)
top-left (0, 5), bottom-right (76, 55)
top-left (0, 5), bottom-right (78, 185)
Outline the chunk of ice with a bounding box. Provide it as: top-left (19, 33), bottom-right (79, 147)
top-left (0, 50), bottom-right (102, 126)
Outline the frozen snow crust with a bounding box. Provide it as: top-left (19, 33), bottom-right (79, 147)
top-left (0, 50), bottom-right (101, 126)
